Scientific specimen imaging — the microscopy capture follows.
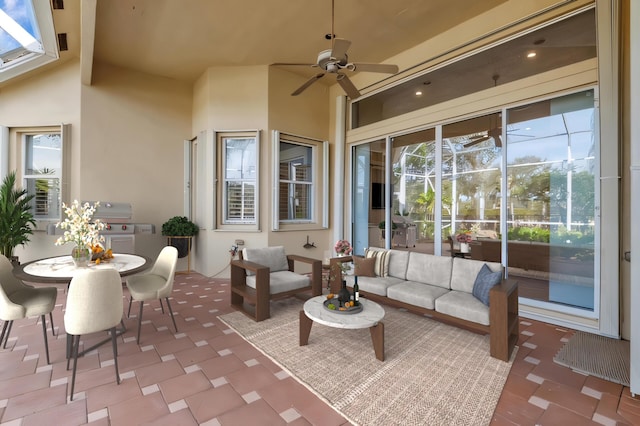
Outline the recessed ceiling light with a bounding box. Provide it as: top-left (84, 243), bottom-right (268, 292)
top-left (527, 52), bottom-right (537, 58)
top-left (415, 91), bottom-right (423, 96)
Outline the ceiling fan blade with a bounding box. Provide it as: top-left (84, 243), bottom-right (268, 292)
top-left (336, 73), bottom-right (361, 99)
top-left (291, 72), bottom-right (325, 96)
top-left (331, 38), bottom-right (351, 59)
top-left (272, 62), bottom-right (317, 67)
top-left (351, 62), bottom-right (399, 74)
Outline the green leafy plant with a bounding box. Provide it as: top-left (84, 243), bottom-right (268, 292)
top-left (161, 216), bottom-right (198, 236)
top-left (0, 171), bottom-right (36, 259)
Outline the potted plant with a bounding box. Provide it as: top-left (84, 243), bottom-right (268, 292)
top-left (161, 216), bottom-right (198, 258)
top-left (0, 171), bottom-right (36, 265)
top-left (378, 220), bottom-right (397, 239)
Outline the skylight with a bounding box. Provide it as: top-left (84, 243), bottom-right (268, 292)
top-left (0, 0), bottom-right (58, 83)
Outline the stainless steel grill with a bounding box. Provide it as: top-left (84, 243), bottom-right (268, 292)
top-left (47, 201), bottom-right (155, 253)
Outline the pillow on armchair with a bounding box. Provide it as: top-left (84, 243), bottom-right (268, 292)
top-left (242, 246), bottom-right (289, 276)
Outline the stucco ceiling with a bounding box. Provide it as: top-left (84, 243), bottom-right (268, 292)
top-left (90, 0), bottom-right (508, 83)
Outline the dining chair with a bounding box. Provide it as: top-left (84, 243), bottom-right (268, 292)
top-left (64, 268), bottom-right (123, 401)
top-left (0, 255), bottom-right (57, 364)
top-left (126, 246), bottom-right (178, 344)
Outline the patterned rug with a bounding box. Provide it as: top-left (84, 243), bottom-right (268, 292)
top-left (554, 331), bottom-right (630, 386)
top-left (219, 298), bottom-right (516, 426)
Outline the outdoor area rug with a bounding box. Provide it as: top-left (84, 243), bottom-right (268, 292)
top-left (219, 298), bottom-right (516, 426)
top-left (554, 331), bottom-right (630, 386)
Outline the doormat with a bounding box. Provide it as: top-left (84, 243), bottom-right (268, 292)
top-left (554, 331), bottom-right (630, 386)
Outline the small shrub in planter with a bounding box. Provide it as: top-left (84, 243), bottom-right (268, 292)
top-left (161, 216), bottom-right (198, 258)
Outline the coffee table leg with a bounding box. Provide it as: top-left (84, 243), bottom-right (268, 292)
top-left (299, 310), bottom-right (313, 346)
top-left (370, 322), bottom-right (385, 361)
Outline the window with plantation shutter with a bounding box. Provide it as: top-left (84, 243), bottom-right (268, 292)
top-left (219, 132), bottom-right (259, 227)
top-left (273, 131), bottom-right (328, 230)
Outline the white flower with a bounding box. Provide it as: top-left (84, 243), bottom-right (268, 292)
top-left (55, 200), bottom-right (105, 249)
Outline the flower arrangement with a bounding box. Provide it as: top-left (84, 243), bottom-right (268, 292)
top-left (55, 200), bottom-right (106, 250)
top-left (334, 239), bottom-right (352, 256)
top-left (456, 230), bottom-right (473, 244)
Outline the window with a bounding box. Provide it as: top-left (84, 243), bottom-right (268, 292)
top-left (23, 132), bottom-right (62, 219)
top-left (273, 132), bottom-right (328, 230)
top-left (217, 131), bottom-right (259, 227)
top-left (0, 0), bottom-right (58, 83)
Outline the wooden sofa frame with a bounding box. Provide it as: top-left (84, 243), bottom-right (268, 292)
top-left (330, 256), bottom-right (519, 362)
top-left (231, 253), bottom-right (322, 322)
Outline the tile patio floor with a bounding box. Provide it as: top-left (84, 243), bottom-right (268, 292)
top-left (1, 272), bottom-right (639, 425)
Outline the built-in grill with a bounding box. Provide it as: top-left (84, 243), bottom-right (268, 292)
top-left (47, 201), bottom-right (155, 254)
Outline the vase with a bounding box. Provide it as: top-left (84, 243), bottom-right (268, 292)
top-left (71, 246), bottom-right (91, 267)
top-left (460, 243), bottom-right (470, 253)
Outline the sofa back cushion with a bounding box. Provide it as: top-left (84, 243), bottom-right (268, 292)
top-left (242, 246), bottom-right (289, 276)
top-left (405, 252), bottom-right (453, 289)
top-left (450, 257), bottom-right (503, 293)
top-left (387, 249), bottom-right (410, 280)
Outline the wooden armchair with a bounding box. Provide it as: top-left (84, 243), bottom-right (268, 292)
top-left (230, 246), bottom-right (322, 321)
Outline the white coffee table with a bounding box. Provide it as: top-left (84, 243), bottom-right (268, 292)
top-left (300, 295), bottom-right (386, 361)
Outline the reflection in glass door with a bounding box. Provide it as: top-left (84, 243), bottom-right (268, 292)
top-left (506, 90), bottom-right (596, 311)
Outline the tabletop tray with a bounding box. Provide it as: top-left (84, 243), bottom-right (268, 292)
top-left (323, 298), bottom-right (363, 315)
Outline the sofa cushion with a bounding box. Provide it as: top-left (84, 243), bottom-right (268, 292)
top-left (345, 275), bottom-right (403, 296)
top-left (405, 252), bottom-right (453, 289)
top-left (387, 249), bottom-right (410, 280)
top-left (242, 246), bottom-right (289, 276)
top-left (246, 270), bottom-right (309, 294)
top-left (472, 264), bottom-right (503, 306)
top-left (353, 256), bottom-right (376, 277)
top-left (450, 257), bottom-right (503, 293)
top-left (435, 291), bottom-right (490, 326)
top-left (387, 281), bottom-right (450, 310)
top-left (365, 248), bottom-right (390, 277)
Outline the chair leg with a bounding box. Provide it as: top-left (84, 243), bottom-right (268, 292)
top-left (136, 301), bottom-right (144, 344)
top-left (110, 327), bottom-right (121, 385)
top-left (0, 321), bottom-right (9, 347)
top-left (159, 298), bottom-right (165, 314)
top-left (41, 315), bottom-right (50, 364)
top-left (66, 334), bottom-right (71, 370)
top-left (49, 312), bottom-right (55, 336)
top-left (165, 297), bottom-right (178, 333)
top-left (2, 321), bottom-right (13, 348)
top-left (127, 296), bottom-right (133, 318)
top-left (70, 334), bottom-right (80, 401)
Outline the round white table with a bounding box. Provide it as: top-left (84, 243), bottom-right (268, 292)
top-left (15, 253), bottom-right (151, 283)
top-left (300, 295), bottom-right (386, 361)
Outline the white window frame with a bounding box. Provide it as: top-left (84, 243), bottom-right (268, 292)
top-left (272, 131), bottom-right (328, 231)
top-left (214, 130), bottom-right (260, 230)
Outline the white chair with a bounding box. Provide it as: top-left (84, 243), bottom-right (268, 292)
top-left (64, 268), bottom-right (123, 401)
top-left (0, 255), bottom-right (57, 364)
top-left (126, 246), bottom-right (178, 344)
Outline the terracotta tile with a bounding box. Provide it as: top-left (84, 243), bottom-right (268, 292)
top-left (493, 389), bottom-right (544, 425)
top-left (153, 335), bottom-right (195, 356)
top-left (618, 388), bottom-right (640, 424)
top-left (158, 370), bottom-right (212, 403)
top-left (593, 393), bottom-right (634, 425)
top-left (532, 380), bottom-right (598, 418)
top-left (0, 370), bottom-right (51, 399)
top-left (117, 349), bottom-right (162, 373)
top-left (501, 373), bottom-right (540, 401)
top-left (583, 375), bottom-right (624, 399)
top-left (185, 384), bottom-right (246, 423)
top-left (21, 399), bottom-right (86, 426)
top-left (198, 354), bottom-right (247, 379)
top-left (173, 345), bottom-right (218, 368)
top-left (2, 382), bottom-right (67, 421)
top-left (226, 364), bottom-right (279, 395)
top-left (529, 359), bottom-right (588, 390)
top-left (140, 408), bottom-right (198, 425)
top-left (135, 359), bottom-right (185, 388)
top-left (535, 403), bottom-right (598, 425)
top-left (86, 377), bottom-right (142, 413)
top-left (216, 398), bottom-right (285, 425)
top-left (108, 392), bottom-right (170, 425)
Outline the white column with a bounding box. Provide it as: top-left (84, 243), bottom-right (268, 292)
top-left (333, 96), bottom-right (347, 244)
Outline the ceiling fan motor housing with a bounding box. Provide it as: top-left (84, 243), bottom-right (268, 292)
top-left (317, 48), bottom-right (348, 72)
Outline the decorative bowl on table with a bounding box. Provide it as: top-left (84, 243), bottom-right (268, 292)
top-left (91, 246), bottom-right (114, 264)
top-left (323, 294), bottom-right (363, 314)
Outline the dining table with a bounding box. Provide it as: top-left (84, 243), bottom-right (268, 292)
top-left (13, 253), bottom-right (152, 357)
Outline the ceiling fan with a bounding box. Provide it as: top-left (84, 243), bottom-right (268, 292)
top-left (276, 0), bottom-right (399, 99)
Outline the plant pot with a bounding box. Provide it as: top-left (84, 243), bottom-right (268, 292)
top-left (168, 237), bottom-right (191, 258)
top-left (460, 243), bottom-right (470, 253)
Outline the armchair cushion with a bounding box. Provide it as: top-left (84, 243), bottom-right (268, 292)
top-left (246, 270), bottom-right (311, 294)
top-left (242, 246), bottom-right (289, 276)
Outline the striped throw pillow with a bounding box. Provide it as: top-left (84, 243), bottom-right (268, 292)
top-left (364, 248), bottom-right (390, 277)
